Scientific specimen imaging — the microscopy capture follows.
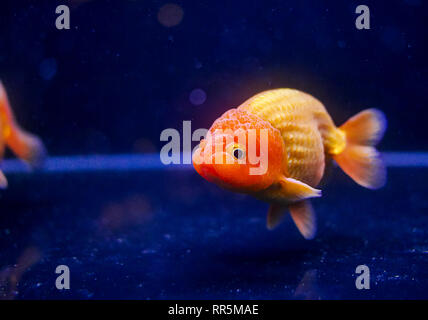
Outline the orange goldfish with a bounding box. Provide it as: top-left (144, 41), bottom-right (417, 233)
top-left (0, 81), bottom-right (46, 187)
top-left (193, 89), bottom-right (386, 239)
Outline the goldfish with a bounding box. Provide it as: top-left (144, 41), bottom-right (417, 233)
top-left (193, 88), bottom-right (386, 239)
top-left (0, 81), bottom-right (46, 187)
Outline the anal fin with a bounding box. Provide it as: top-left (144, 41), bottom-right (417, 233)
top-left (267, 204), bottom-right (287, 230)
top-left (266, 199), bottom-right (317, 240)
top-left (0, 170), bottom-right (8, 189)
top-left (289, 201), bottom-right (316, 240)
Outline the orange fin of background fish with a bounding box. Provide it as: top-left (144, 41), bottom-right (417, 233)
top-left (335, 109), bottom-right (387, 189)
top-left (7, 131), bottom-right (47, 168)
top-left (266, 203), bottom-right (287, 230)
top-left (289, 200), bottom-right (316, 240)
top-left (0, 81), bottom-right (47, 168)
top-left (278, 176), bottom-right (321, 201)
top-left (0, 170), bottom-right (8, 189)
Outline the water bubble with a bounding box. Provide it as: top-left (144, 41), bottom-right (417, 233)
top-left (337, 40), bottom-right (346, 49)
top-left (157, 3), bottom-right (184, 27)
top-left (404, 0), bottom-right (421, 5)
top-left (380, 26), bottom-right (406, 54)
top-left (194, 58), bottom-right (202, 69)
top-left (189, 88), bottom-right (207, 106)
top-left (39, 58), bottom-right (58, 80)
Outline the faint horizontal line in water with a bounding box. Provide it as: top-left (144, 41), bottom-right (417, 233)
top-left (382, 152), bottom-right (428, 167)
top-left (0, 154), bottom-right (177, 173)
top-left (0, 152), bottom-right (427, 174)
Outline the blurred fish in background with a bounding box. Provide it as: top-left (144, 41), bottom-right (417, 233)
top-left (0, 246), bottom-right (41, 300)
top-left (0, 81), bottom-right (46, 186)
top-left (293, 269), bottom-right (322, 300)
top-left (97, 194), bottom-right (153, 234)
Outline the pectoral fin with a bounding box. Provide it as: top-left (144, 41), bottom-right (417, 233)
top-left (289, 201), bottom-right (316, 240)
top-left (278, 176), bottom-right (321, 202)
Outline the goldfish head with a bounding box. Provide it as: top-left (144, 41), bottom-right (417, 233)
top-left (192, 108), bottom-right (285, 193)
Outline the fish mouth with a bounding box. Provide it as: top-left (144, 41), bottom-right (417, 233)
top-left (192, 145), bottom-right (218, 183)
top-left (192, 135), bottom-right (239, 185)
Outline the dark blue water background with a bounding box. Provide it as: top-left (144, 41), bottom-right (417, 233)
top-left (0, 0), bottom-right (427, 299)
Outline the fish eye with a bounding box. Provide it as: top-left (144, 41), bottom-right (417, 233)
top-left (232, 147), bottom-right (245, 160)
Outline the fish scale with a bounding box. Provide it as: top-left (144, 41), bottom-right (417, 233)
top-left (239, 88), bottom-right (342, 186)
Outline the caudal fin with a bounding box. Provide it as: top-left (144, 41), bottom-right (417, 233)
top-left (334, 109), bottom-right (386, 189)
